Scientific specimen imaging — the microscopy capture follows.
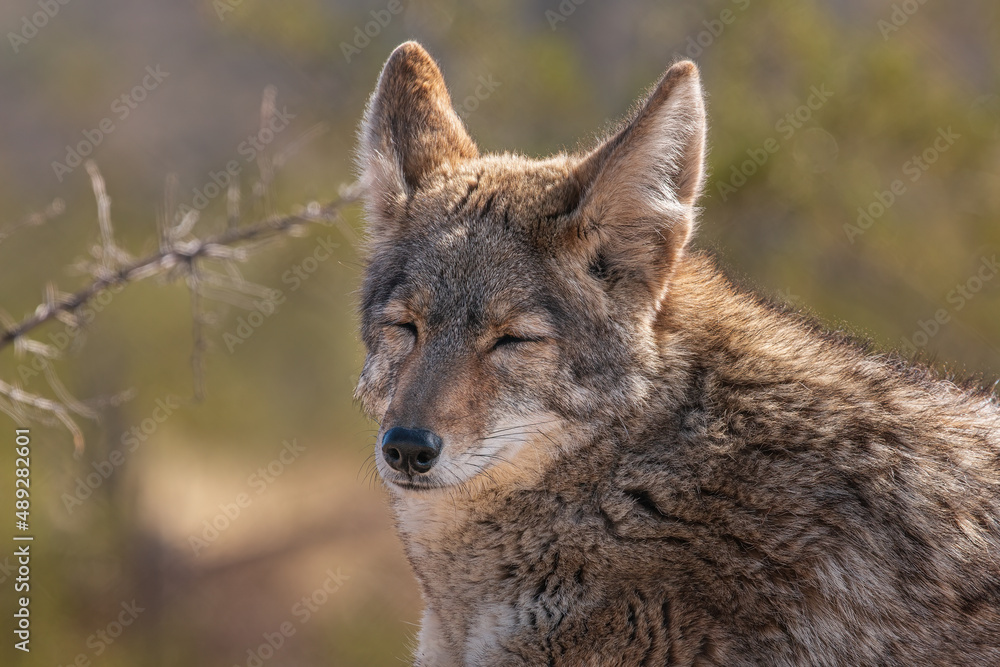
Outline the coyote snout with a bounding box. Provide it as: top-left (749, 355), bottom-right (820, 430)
top-left (368, 298), bottom-right (565, 492)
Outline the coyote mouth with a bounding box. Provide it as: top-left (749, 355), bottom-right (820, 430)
top-left (385, 476), bottom-right (446, 492)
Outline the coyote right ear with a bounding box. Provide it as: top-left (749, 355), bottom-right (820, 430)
top-left (569, 61), bottom-right (706, 309)
top-left (359, 41), bottom-right (479, 230)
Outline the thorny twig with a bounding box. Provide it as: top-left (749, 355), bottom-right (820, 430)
top-left (0, 159), bottom-right (363, 453)
top-left (1, 177), bottom-right (362, 351)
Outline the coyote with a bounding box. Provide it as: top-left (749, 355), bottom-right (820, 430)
top-left (354, 42), bottom-right (1000, 666)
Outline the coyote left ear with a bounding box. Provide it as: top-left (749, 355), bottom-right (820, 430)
top-left (359, 42), bottom-right (479, 228)
top-left (572, 61), bottom-right (706, 305)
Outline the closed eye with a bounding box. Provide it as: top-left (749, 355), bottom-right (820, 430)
top-left (491, 334), bottom-right (536, 351)
top-left (394, 321), bottom-right (418, 338)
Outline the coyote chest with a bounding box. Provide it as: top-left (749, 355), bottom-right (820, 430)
top-left (393, 477), bottom-right (645, 665)
top-left (393, 445), bottom-right (745, 666)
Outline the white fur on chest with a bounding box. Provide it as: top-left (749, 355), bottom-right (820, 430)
top-left (463, 601), bottom-right (519, 663)
top-left (394, 494), bottom-right (523, 664)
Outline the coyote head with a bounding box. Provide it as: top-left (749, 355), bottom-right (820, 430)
top-left (355, 42), bottom-right (705, 494)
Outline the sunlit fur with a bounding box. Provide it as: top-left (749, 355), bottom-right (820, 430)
top-left (355, 42), bottom-right (1000, 666)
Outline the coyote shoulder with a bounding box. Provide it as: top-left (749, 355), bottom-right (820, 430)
top-left (354, 41), bottom-right (1000, 666)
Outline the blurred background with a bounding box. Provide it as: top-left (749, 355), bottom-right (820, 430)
top-left (0, 0), bottom-right (997, 664)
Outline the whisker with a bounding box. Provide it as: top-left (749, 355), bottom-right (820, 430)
top-left (467, 453), bottom-right (514, 465)
top-left (485, 419), bottom-right (559, 435)
top-left (478, 429), bottom-right (540, 439)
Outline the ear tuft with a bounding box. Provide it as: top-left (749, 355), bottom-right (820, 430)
top-left (358, 42), bottom-right (478, 227)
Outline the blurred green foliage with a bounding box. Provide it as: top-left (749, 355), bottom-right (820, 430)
top-left (0, 0), bottom-right (997, 665)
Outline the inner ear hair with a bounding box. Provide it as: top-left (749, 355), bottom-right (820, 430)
top-left (562, 61), bottom-right (706, 303)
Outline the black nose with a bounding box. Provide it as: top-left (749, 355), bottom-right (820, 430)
top-left (381, 427), bottom-right (443, 474)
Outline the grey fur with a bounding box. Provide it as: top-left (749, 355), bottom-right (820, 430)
top-left (355, 42), bottom-right (1000, 666)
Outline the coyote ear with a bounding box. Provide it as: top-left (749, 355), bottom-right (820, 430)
top-left (359, 41), bottom-right (479, 226)
top-left (571, 61), bottom-right (706, 306)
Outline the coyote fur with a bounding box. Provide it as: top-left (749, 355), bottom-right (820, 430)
top-left (354, 41), bottom-right (1000, 666)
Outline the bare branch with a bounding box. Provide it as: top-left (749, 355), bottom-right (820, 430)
top-left (187, 261), bottom-right (207, 402)
top-left (160, 173), bottom-right (178, 253)
top-left (0, 198), bottom-right (65, 245)
top-left (1, 84), bottom-right (361, 452)
top-left (254, 85), bottom-right (277, 216)
top-left (85, 161), bottom-right (130, 272)
top-left (0, 379), bottom-right (85, 455)
top-left (0, 186), bottom-right (361, 352)
top-left (170, 209), bottom-right (200, 241)
top-left (227, 182), bottom-right (240, 231)
top-left (41, 362), bottom-right (99, 420)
